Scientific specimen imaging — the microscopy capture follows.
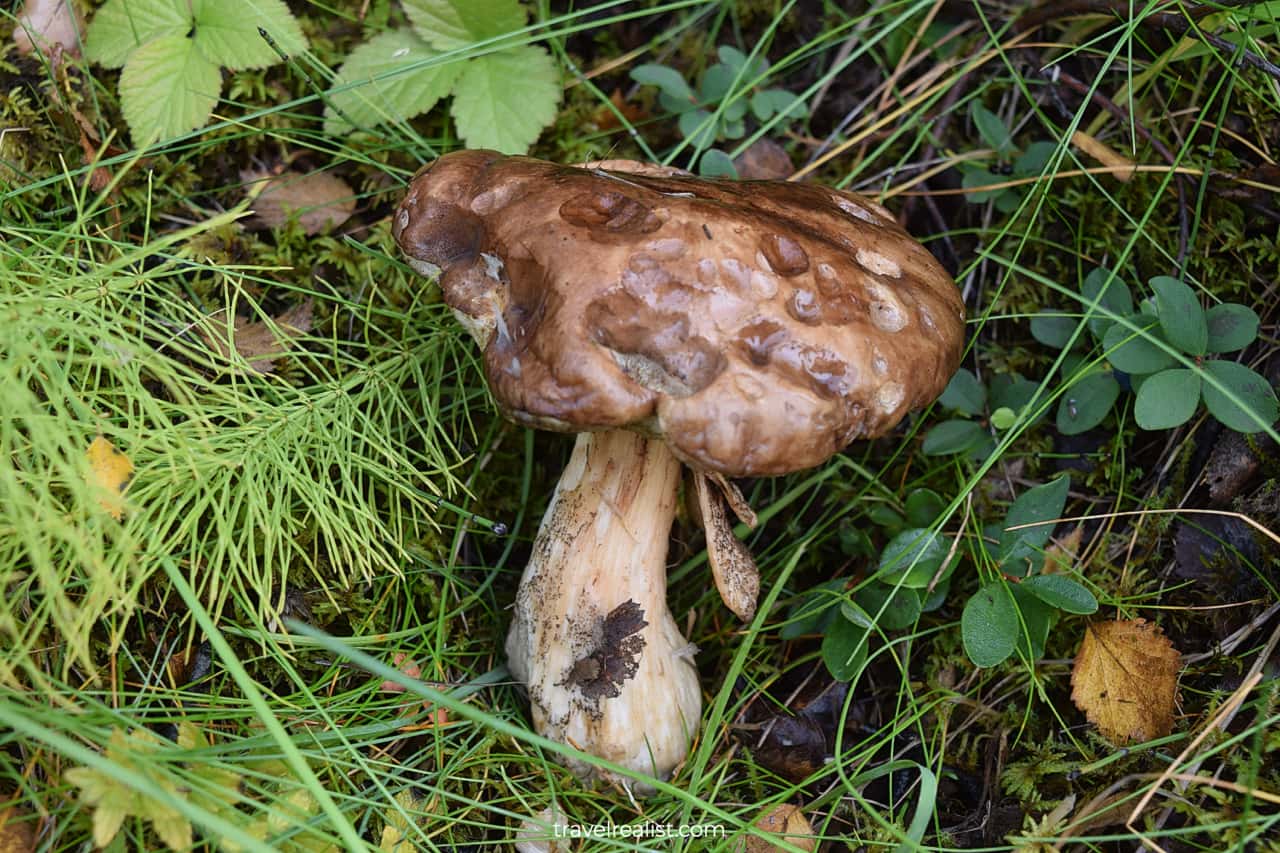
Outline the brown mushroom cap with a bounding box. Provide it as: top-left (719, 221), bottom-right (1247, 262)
top-left (393, 150), bottom-right (965, 477)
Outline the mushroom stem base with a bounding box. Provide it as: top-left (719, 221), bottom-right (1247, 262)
top-left (505, 430), bottom-right (701, 787)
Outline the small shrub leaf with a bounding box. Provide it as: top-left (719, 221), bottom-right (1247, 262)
top-left (1000, 475), bottom-right (1069, 559)
top-left (1205, 303), bottom-right (1259, 353)
top-left (905, 488), bottom-right (946, 527)
top-left (118, 33), bottom-right (221, 142)
top-left (1150, 275), bottom-right (1207, 356)
top-left (1057, 371), bottom-right (1119, 435)
top-left (1030, 312), bottom-right (1077, 348)
top-left (1021, 574), bottom-right (1098, 614)
top-left (970, 102), bottom-right (1011, 154)
top-left (962, 583), bottom-right (1019, 667)
top-left (938, 368), bottom-right (985, 415)
top-left (697, 149), bottom-right (737, 177)
top-left (921, 419), bottom-right (987, 456)
top-left (779, 578), bottom-right (845, 639)
top-left (1081, 267), bottom-right (1133, 337)
top-left (821, 614), bottom-right (869, 682)
top-left (879, 528), bottom-right (949, 588)
top-left (324, 29), bottom-right (461, 135)
top-left (1103, 316), bottom-right (1175, 374)
top-left (854, 581), bottom-right (923, 630)
top-left (450, 45), bottom-right (560, 153)
top-left (1202, 360), bottom-right (1280, 433)
top-left (630, 64), bottom-right (694, 102)
top-left (1135, 368), bottom-right (1201, 430)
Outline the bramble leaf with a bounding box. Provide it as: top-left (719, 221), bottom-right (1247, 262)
top-left (191, 0), bottom-right (307, 71)
top-left (118, 33), bottom-right (221, 142)
top-left (324, 29), bottom-right (462, 135)
top-left (402, 0), bottom-right (526, 52)
top-left (450, 45), bottom-right (560, 153)
top-left (84, 0), bottom-right (187, 68)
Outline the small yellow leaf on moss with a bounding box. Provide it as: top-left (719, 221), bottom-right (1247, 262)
top-left (86, 435), bottom-right (133, 519)
top-left (741, 803), bottom-right (816, 852)
top-left (1071, 618), bottom-right (1181, 743)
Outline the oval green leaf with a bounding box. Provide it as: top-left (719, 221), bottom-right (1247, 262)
top-left (1202, 360), bottom-right (1279, 433)
top-left (1134, 368), bottom-right (1201, 430)
top-left (905, 488), bottom-right (947, 527)
top-left (1020, 574), bottom-right (1098, 614)
top-left (1151, 276), bottom-right (1207, 356)
top-left (1000, 475), bottom-right (1070, 557)
top-left (854, 581), bottom-right (922, 631)
top-left (1030, 312), bottom-right (1077, 348)
top-left (962, 583), bottom-right (1019, 667)
top-left (939, 368), bottom-right (986, 415)
top-left (922, 419), bottom-right (986, 455)
top-left (1103, 316), bottom-right (1176, 374)
top-left (1057, 372), bottom-right (1119, 435)
top-left (879, 528), bottom-right (948, 588)
top-left (822, 615), bottom-right (869, 682)
top-left (1205, 303), bottom-right (1259, 353)
top-left (1081, 268), bottom-right (1133, 338)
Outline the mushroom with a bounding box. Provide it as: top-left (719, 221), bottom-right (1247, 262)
top-left (392, 150), bottom-right (964, 788)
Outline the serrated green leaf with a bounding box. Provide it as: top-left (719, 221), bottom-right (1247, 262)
top-left (822, 614), bottom-right (869, 682)
top-left (1057, 371), bottom-right (1119, 435)
top-left (921, 419), bottom-right (986, 455)
top-left (631, 64), bottom-right (694, 102)
top-left (939, 367), bottom-right (985, 415)
top-left (84, 0), bottom-right (189, 68)
top-left (1134, 368), bottom-right (1201, 430)
top-left (1150, 275), bottom-right (1207, 356)
top-left (1206, 303), bottom-right (1259, 353)
top-left (1021, 574), bottom-right (1097, 614)
top-left (1000, 475), bottom-right (1069, 559)
top-left (191, 0), bottom-right (307, 71)
top-left (962, 583), bottom-right (1018, 667)
top-left (1103, 315), bottom-right (1176, 374)
top-left (450, 45), bottom-right (560, 153)
top-left (1081, 267), bottom-right (1133, 338)
top-left (119, 34), bottom-right (222, 143)
top-left (324, 29), bottom-right (462, 135)
top-left (403, 0), bottom-right (526, 52)
top-left (1202, 360), bottom-right (1280, 433)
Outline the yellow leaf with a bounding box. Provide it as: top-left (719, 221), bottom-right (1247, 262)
top-left (0, 798), bottom-right (37, 853)
top-left (85, 436), bottom-right (134, 520)
top-left (1070, 619), bottom-right (1181, 743)
top-left (742, 803), bottom-right (816, 852)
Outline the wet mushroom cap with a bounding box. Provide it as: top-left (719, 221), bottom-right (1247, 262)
top-left (393, 150), bottom-right (965, 477)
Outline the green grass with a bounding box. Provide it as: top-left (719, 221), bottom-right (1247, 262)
top-left (3, 0), bottom-right (1280, 850)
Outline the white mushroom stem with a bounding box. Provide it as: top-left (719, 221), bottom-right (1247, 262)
top-left (505, 429), bottom-right (702, 787)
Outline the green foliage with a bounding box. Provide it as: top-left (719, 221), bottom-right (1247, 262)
top-left (630, 45), bottom-right (806, 176)
top-left (923, 368), bottom-right (1041, 458)
top-left (960, 476), bottom-right (1097, 668)
top-left (1034, 269), bottom-right (1277, 434)
top-left (958, 101), bottom-right (1056, 213)
top-left (324, 0), bottom-right (560, 153)
top-left (83, 0), bottom-right (307, 142)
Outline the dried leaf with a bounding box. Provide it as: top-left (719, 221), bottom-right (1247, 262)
top-left (14, 0), bottom-right (83, 57)
top-left (590, 88), bottom-right (647, 132)
top-left (0, 798), bottom-right (36, 853)
top-left (244, 169), bottom-right (356, 234)
top-left (85, 435), bottom-right (133, 520)
top-left (196, 300), bottom-right (313, 375)
top-left (1070, 130), bottom-right (1135, 181)
top-left (734, 138), bottom-right (794, 180)
top-left (1043, 525), bottom-right (1083, 574)
top-left (741, 804), bottom-right (816, 852)
top-left (1070, 619), bottom-right (1180, 743)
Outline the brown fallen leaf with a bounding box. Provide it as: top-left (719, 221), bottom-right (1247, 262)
top-left (1070, 130), bottom-right (1135, 182)
top-left (741, 804), bottom-right (816, 853)
top-left (13, 0), bottom-right (83, 57)
top-left (85, 435), bottom-right (133, 520)
top-left (0, 797), bottom-right (36, 853)
top-left (1070, 619), bottom-right (1181, 743)
top-left (734, 138), bottom-right (794, 180)
top-left (1043, 525), bottom-right (1083, 574)
top-left (196, 300), bottom-right (313, 375)
top-left (243, 169), bottom-right (356, 234)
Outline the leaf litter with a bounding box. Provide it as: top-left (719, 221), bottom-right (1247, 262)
top-left (1070, 618), bottom-right (1181, 743)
